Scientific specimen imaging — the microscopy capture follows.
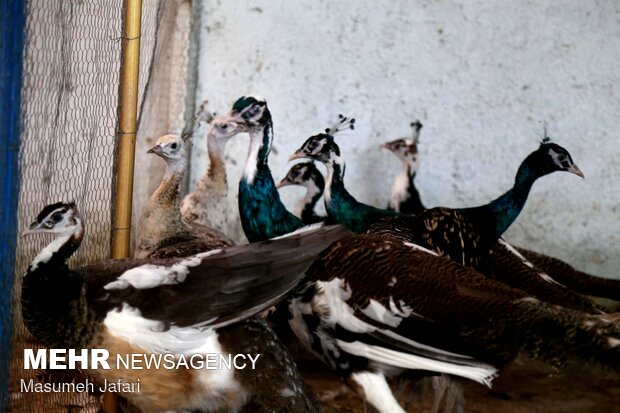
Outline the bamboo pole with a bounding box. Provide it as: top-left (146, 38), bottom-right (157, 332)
top-left (107, 0), bottom-right (142, 411)
top-left (111, 0), bottom-right (142, 261)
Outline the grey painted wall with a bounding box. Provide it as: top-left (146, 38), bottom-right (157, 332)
top-left (190, 0), bottom-right (620, 278)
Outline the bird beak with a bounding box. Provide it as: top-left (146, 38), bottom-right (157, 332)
top-left (379, 143), bottom-right (389, 150)
top-left (22, 222), bottom-right (39, 236)
top-left (276, 179), bottom-right (289, 189)
top-left (288, 150), bottom-right (304, 162)
top-left (147, 145), bottom-right (161, 155)
top-left (215, 114), bottom-right (249, 132)
top-left (222, 109), bottom-right (245, 122)
top-left (568, 163), bottom-right (585, 179)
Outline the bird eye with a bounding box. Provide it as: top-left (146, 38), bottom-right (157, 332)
top-left (243, 105), bottom-right (261, 119)
top-left (221, 123), bottom-right (228, 130)
top-left (52, 213), bottom-right (63, 222)
top-left (558, 154), bottom-right (566, 161)
top-left (170, 143), bottom-right (178, 150)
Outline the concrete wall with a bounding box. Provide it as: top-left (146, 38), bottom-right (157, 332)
top-left (191, 0), bottom-right (620, 278)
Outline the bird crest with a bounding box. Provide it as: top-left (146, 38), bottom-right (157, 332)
top-left (181, 100), bottom-right (216, 142)
top-left (410, 120), bottom-right (423, 144)
top-left (325, 114), bottom-right (355, 137)
top-left (540, 121), bottom-right (552, 145)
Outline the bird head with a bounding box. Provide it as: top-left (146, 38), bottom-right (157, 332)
top-left (381, 138), bottom-right (419, 162)
top-left (209, 115), bottom-right (244, 142)
top-left (147, 134), bottom-right (186, 161)
top-left (222, 95), bottom-right (270, 131)
top-left (534, 140), bottom-right (584, 178)
top-left (277, 161), bottom-right (324, 189)
top-left (380, 120), bottom-right (422, 165)
top-left (289, 133), bottom-right (339, 164)
top-left (289, 114), bottom-right (354, 164)
top-left (23, 202), bottom-right (81, 236)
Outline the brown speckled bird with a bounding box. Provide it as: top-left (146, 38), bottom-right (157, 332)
top-left (135, 133), bottom-right (233, 259)
top-left (286, 234), bottom-right (620, 413)
top-left (379, 129), bottom-right (618, 312)
top-left (181, 102), bottom-right (244, 241)
top-left (514, 246), bottom-right (620, 303)
top-left (369, 140), bottom-right (584, 268)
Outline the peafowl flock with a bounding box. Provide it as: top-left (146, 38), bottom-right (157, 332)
top-left (21, 202), bottom-right (346, 412)
top-left (282, 118), bottom-right (613, 315)
top-left (136, 108), bottom-right (324, 412)
top-left (276, 115), bottom-right (618, 409)
top-left (282, 125), bottom-right (620, 412)
top-left (20, 94), bottom-right (620, 413)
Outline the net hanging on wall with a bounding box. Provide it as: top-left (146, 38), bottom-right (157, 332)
top-left (9, 1), bottom-right (161, 411)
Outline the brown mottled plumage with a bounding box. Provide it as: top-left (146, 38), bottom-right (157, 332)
top-left (136, 134), bottom-right (232, 259)
top-left (220, 317), bottom-right (320, 413)
top-left (369, 141), bottom-right (584, 271)
top-left (378, 130), bottom-right (611, 312)
top-left (368, 214), bottom-right (606, 315)
top-left (368, 210), bottom-right (485, 267)
top-left (138, 126), bottom-right (321, 411)
top-left (287, 234), bottom-right (620, 412)
top-left (515, 246), bottom-right (620, 302)
top-left (482, 240), bottom-right (606, 314)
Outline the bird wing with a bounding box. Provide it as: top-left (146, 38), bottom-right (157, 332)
top-left (514, 244), bottom-right (620, 301)
top-left (482, 239), bottom-right (603, 313)
top-left (303, 235), bottom-right (535, 383)
top-left (84, 224), bottom-right (350, 329)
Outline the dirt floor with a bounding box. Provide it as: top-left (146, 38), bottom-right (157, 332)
top-left (300, 358), bottom-right (620, 413)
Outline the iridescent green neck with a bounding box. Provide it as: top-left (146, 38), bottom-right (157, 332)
top-left (239, 117), bottom-right (303, 241)
top-left (323, 155), bottom-right (398, 233)
top-left (460, 151), bottom-right (542, 239)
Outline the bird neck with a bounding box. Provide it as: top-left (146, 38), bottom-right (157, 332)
top-left (238, 119), bottom-right (303, 241)
top-left (461, 152), bottom-right (541, 239)
top-left (324, 155), bottom-right (347, 206)
top-left (22, 222), bottom-right (92, 349)
top-left (390, 163), bottom-right (416, 207)
top-left (243, 122), bottom-right (273, 183)
top-left (140, 156), bottom-right (193, 256)
top-left (199, 136), bottom-right (227, 194)
top-left (323, 155), bottom-right (367, 217)
top-left (153, 157), bottom-right (187, 207)
top-left (295, 180), bottom-right (324, 221)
